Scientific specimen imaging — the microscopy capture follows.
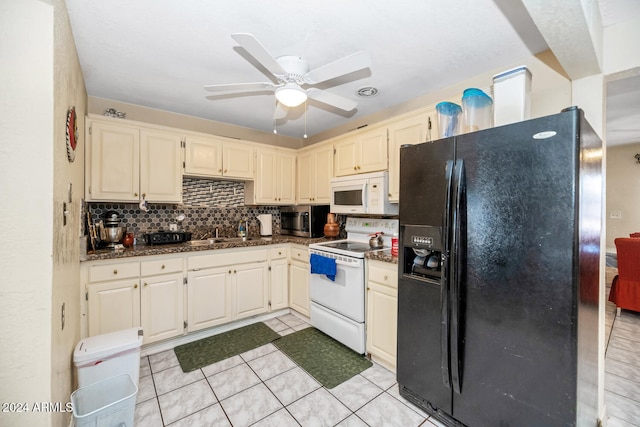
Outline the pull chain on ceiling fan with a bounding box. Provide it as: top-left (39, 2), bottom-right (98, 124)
top-left (204, 33), bottom-right (372, 114)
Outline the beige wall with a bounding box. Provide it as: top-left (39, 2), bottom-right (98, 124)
top-left (88, 96), bottom-right (303, 150)
top-left (51, 0), bottom-right (87, 426)
top-left (606, 142), bottom-right (640, 251)
top-left (0, 2), bottom-right (86, 427)
top-left (0, 1), bottom-right (55, 426)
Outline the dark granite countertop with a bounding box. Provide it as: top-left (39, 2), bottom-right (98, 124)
top-left (365, 249), bottom-right (398, 264)
top-left (83, 235), bottom-right (333, 262)
top-left (83, 235), bottom-right (399, 264)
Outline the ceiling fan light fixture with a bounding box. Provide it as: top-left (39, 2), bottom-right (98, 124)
top-left (275, 83), bottom-right (307, 107)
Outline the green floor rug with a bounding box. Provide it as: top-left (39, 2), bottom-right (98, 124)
top-left (174, 322), bottom-right (280, 372)
top-left (274, 327), bottom-right (372, 389)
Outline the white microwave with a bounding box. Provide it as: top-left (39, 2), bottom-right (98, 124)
top-left (330, 171), bottom-right (398, 215)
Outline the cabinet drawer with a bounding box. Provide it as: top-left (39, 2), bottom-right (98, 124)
top-left (141, 257), bottom-right (183, 276)
top-left (88, 262), bottom-right (140, 282)
top-left (368, 263), bottom-right (398, 289)
top-left (188, 249), bottom-right (268, 270)
top-left (270, 247), bottom-right (288, 260)
top-left (290, 247), bottom-right (309, 263)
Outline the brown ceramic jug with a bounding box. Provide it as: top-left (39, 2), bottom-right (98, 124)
top-left (323, 213), bottom-right (339, 238)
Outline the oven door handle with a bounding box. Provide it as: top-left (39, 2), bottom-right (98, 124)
top-left (335, 259), bottom-right (360, 267)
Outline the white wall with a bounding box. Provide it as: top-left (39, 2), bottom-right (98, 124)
top-left (0, 1), bottom-right (55, 426)
top-left (606, 142), bottom-right (640, 250)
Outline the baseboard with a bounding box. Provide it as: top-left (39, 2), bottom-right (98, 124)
top-left (139, 308), bottom-right (290, 357)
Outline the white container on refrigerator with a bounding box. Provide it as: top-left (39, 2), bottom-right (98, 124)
top-left (492, 66), bottom-right (532, 126)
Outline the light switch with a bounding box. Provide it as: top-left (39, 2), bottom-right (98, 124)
top-left (610, 210), bottom-right (622, 219)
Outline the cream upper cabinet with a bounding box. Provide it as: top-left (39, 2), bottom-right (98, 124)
top-left (88, 121), bottom-right (140, 201)
top-left (334, 127), bottom-right (388, 177)
top-left (387, 110), bottom-right (438, 202)
top-left (223, 143), bottom-right (254, 179)
top-left (140, 129), bottom-right (183, 203)
top-left (184, 135), bottom-right (253, 180)
top-left (183, 135), bottom-right (223, 177)
top-left (87, 120), bottom-right (182, 203)
top-left (297, 143), bottom-right (333, 204)
top-left (248, 148), bottom-right (296, 205)
top-left (366, 260), bottom-right (398, 372)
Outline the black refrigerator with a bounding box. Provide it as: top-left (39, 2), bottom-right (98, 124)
top-left (397, 107), bottom-right (601, 427)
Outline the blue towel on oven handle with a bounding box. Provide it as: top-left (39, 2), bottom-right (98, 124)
top-left (310, 253), bottom-right (337, 281)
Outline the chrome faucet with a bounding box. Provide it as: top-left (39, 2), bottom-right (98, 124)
top-left (198, 231), bottom-right (211, 240)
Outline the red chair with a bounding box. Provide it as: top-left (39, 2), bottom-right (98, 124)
top-left (630, 232), bottom-right (640, 238)
top-left (609, 238), bottom-right (640, 313)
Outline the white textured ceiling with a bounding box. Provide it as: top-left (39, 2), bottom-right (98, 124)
top-left (65, 0), bottom-right (640, 143)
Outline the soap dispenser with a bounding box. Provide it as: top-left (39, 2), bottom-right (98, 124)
top-left (238, 219), bottom-right (247, 239)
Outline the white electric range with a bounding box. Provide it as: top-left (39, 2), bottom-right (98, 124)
top-left (308, 217), bottom-right (398, 354)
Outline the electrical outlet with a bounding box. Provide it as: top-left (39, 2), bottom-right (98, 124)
top-left (610, 210), bottom-right (622, 219)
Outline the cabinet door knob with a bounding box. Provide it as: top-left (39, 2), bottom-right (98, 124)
top-left (278, 251), bottom-right (282, 255)
top-left (144, 282), bottom-right (148, 287)
top-left (113, 269), bottom-right (118, 275)
top-left (218, 169), bottom-right (222, 173)
top-left (384, 275), bottom-right (388, 281)
top-left (234, 270), bottom-right (237, 274)
top-left (134, 284), bottom-right (138, 289)
top-left (224, 169), bottom-right (227, 173)
top-left (161, 264), bottom-right (165, 269)
top-left (353, 166), bottom-right (357, 171)
top-left (134, 192), bottom-right (138, 197)
top-left (142, 193), bottom-right (146, 198)
top-left (228, 270), bottom-right (232, 274)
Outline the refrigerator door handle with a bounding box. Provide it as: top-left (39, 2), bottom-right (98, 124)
top-left (450, 159), bottom-right (465, 394)
top-left (440, 160), bottom-right (455, 390)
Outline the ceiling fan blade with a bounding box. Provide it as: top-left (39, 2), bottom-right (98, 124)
top-left (307, 89), bottom-right (357, 111)
top-left (231, 33), bottom-right (286, 77)
top-left (273, 102), bottom-right (288, 120)
top-left (305, 51), bottom-right (371, 84)
top-left (204, 82), bottom-right (275, 93)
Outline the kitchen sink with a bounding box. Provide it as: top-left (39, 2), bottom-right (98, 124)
top-left (186, 239), bottom-right (224, 246)
top-left (221, 237), bottom-right (257, 242)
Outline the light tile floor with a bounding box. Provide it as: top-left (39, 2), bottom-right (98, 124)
top-left (605, 266), bottom-right (640, 427)
top-left (135, 275), bottom-right (635, 427)
top-left (135, 313), bottom-right (444, 427)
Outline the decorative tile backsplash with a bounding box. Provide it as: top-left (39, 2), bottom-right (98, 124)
top-left (87, 178), bottom-right (281, 239)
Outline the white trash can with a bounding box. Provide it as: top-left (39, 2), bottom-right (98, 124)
top-left (74, 328), bottom-right (143, 388)
top-left (71, 373), bottom-right (137, 427)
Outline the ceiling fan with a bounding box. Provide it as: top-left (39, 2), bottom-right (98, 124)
top-left (204, 33), bottom-right (372, 118)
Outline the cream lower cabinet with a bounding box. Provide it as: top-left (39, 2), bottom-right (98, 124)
top-left (289, 246), bottom-right (310, 317)
top-left (186, 248), bottom-right (269, 333)
top-left (86, 257), bottom-right (185, 344)
top-left (88, 277), bottom-right (141, 337)
top-left (233, 263), bottom-right (269, 319)
top-left (366, 260), bottom-right (398, 371)
top-left (140, 258), bottom-right (184, 344)
top-left (187, 266), bottom-right (232, 332)
top-left (269, 247), bottom-right (288, 311)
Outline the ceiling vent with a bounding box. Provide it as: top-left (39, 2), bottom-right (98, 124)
top-left (356, 86), bottom-right (379, 98)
